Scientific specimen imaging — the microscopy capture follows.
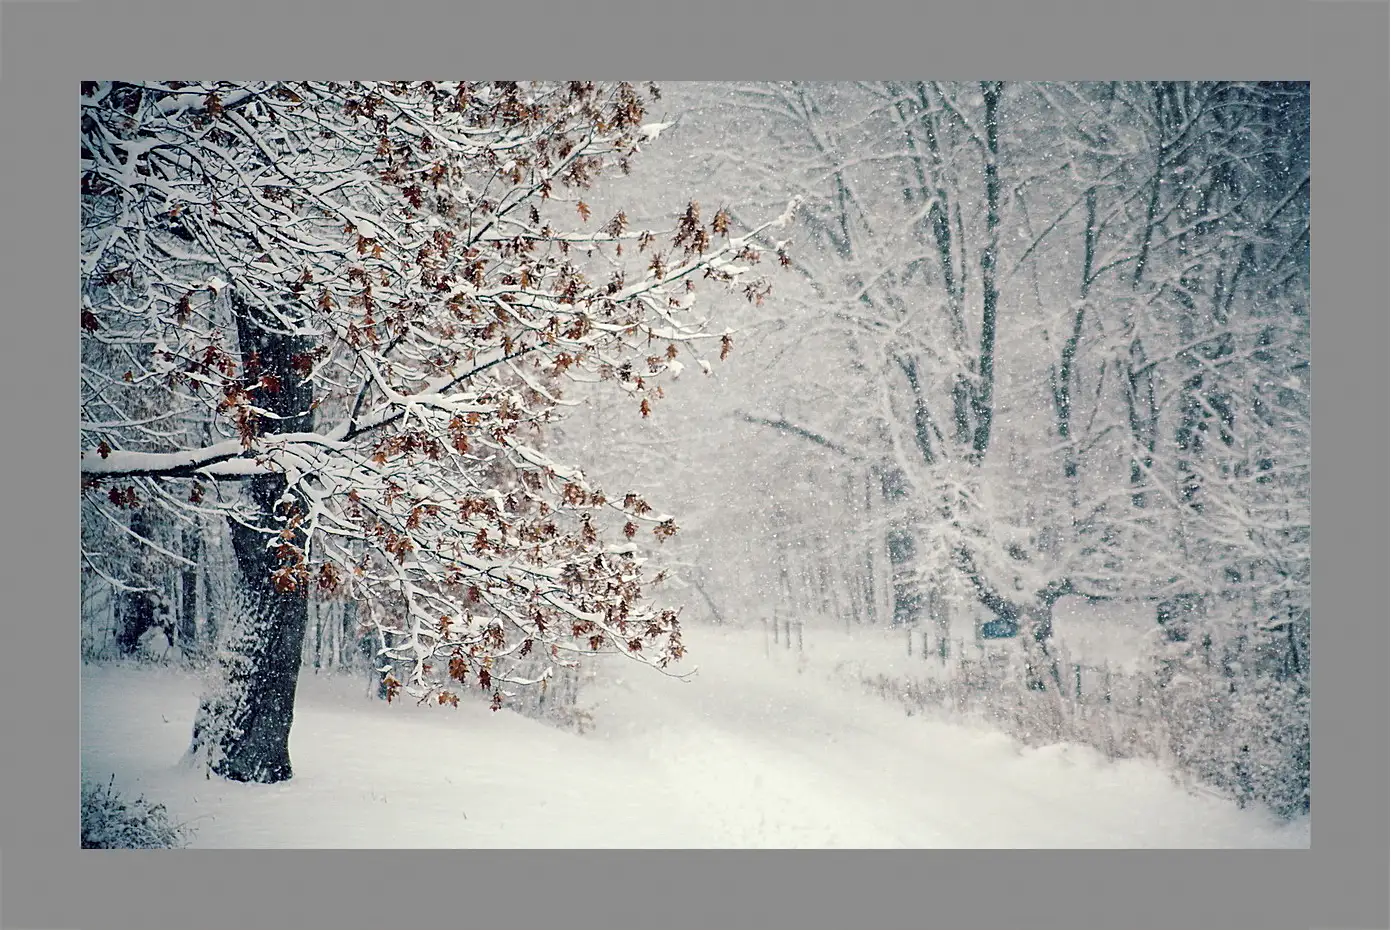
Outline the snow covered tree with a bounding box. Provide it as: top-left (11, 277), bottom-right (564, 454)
top-left (663, 82), bottom-right (1097, 650)
top-left (80, 81), bottom-right (788, 783)
top-left (609, 82), bottom-right (1308, 812)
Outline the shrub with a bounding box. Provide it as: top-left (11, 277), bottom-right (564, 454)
top-left (81, 776), bottom-right (194, 849)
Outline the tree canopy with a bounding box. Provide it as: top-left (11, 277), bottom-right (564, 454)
top-left (81, 80), bottom-right (787, 780)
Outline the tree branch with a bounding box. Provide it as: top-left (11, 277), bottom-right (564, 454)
top-left (737, 411), bottom-right (860, 459)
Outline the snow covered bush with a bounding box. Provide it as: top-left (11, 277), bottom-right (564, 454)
top-left (81, 776), bottom-right (194, 849)
top-left (844, 615), bottom-right (1307, 820)
top-left (1229, 674), bottom-right (1309, 818)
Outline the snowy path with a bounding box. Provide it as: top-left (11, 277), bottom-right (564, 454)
top-left (80, 626), bottom-right (1308, 848)
top-left (584, 629), bottom-right (1305, 847)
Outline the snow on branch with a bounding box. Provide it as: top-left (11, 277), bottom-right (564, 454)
top-left (81, 80), bottom-right (787, 704)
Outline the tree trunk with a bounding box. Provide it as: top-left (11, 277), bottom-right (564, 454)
top-left (178, 523), bottom-right (200, 658)
top-left (116, 508), bottom-right (160, 654)
top-left (202, 493), bottom-right (311, 782)
top-left (1124, 338), bottom-right (1159, 508)
top-left (879, 465), bottom-right (922, 627)
top-left (188, 295), bottom-right (315, 783)
top-left (1052, 188), bottom-right (1096, 480)
top-left (970, 80), bottom-right (1004, 464)
top-left (1021, 602), bottom-right (1064, 693)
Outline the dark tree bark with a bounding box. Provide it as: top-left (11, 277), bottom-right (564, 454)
top-left (210, 478), bottom-right (312, 781)
top-left (192, 295), bottom-right (315, 783)
top-left (879, 465), bottom-right (923, 627)
top-left (1051, 188), bottom-right (1097, 480)
top-left (1131, 82), bottom-right (1174, 290)
top-left (1124, 337), bottom-right (1160, 508)
top-left (115, 590), bottom-right (158, 655)
top-left (178, 523), bottom-right (200, 657)
top-left (969, 81), bottom-right (1004, 464)
top-left (115, 508), bottom-right (160, 655)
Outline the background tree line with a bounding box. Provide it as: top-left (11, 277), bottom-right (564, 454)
top-left (565, 81), bottom-right (1309, 816)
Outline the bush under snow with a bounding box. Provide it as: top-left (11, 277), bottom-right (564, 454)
top-left (81, 776), bottom-right (194, 849)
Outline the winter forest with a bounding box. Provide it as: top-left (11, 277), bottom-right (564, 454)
top-left (80, 81), bottom-right (1310, 848)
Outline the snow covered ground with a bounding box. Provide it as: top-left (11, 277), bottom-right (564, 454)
top-left (80, 625), bottom-right (1309, 848)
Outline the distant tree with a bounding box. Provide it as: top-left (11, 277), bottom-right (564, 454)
top-left (486, 80), bottom-right (1309, 814)
top-left (81, 80), bottom-right (785, 783)
top-left (629, 83), bottom-right (1308, 810)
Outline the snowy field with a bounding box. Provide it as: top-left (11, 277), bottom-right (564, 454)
top-left (81, 624), bottom-right (1308, 849)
